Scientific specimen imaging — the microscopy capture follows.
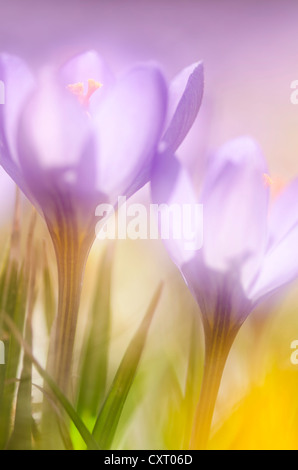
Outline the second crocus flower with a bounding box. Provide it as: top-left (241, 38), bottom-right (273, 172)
top-left (151, 136), bottom-right (298, 449)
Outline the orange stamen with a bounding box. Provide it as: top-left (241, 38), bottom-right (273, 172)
top-left (263, 173), bottom-right (286, 199)
top-left (263, 173), bottom-right (273, 188)
top-left (67, 79), bottom-right (103, 107)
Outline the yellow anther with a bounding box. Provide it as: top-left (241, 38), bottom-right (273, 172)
top-left (67, 82), bottom-right (84, 96)
top-left (263, 173), bottom-right (286, 199)
top-left (87, 79), bottom-right (103, 98)
top-left (67, 79), bottom-right (103, 107)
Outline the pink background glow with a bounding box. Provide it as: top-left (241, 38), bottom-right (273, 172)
top-left (1, 0), bottom-right (298, 178)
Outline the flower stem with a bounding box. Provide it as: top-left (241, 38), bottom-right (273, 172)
top-left (46, 206), bottom-right (94, 396)
top-left (189, 316), bottom-right (239, 450)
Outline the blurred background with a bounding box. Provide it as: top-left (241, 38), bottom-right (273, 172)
top-left (1, 0), bottom-right (298, 450)
top-left (1, 0), bottom-right (298, 177)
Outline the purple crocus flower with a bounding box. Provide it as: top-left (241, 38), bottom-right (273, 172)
top-left (0, 51), bottom-right (203, 224)
top-left (151, 136), bottom-right (298, 449)
top-left (0, 50), bottom-right (203, 391)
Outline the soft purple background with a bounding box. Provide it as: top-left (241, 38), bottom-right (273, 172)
top-left (1, 0), bottom-right (298, 180)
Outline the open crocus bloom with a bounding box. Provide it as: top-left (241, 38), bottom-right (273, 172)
top-left (0, 51), bottom-right (204, 232)
top-left (0, 50), bottom-right (203, 392)
top-left (152, 136), bottom-right (298, 449)
top-left (152, 136), bottom-right (298, 327)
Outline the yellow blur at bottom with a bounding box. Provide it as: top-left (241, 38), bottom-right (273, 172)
top-left (210, 365), bottom-right (298, 450)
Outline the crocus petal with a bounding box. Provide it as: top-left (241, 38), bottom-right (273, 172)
top-left (268, 178), bottom-right (298, 249)
top-left (182, 256), bottom-right (253, 324)
top-left (151, 152), bottom-right (252, 323)
top-left (249, 225), bottom-right (298, 303)
top-left (59, 50), bottom-right (115, 114)
top-left (201, 137), bottom-right (269, 292)
top-left (161, 62), bottom-right (204, 154)
top-left (19, 75), bottom-right (92, 169)
top-left (17, 73), bottom-right (96, 210)
top-left (249, 180), bottom-right (298, 302)
top-left (151, 153), bottom-right (202, 266)
top-left (0, 54), bottom-right (34, 190)
top-left (93, 65), bottom-right (167, 202)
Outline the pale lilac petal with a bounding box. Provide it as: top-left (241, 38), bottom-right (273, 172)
top-left (181, 257), bottom-right (253, 323)
top-left (161, 62), bottom-right (204, 153)
top-left (249, 225), bottom-right (298, 303)
top-left (151, 153), bottom-right (203, 266)
top-left (0, 54), bottom-right (34, 190)
top-left (93, 65), bottom-right (167, 202)
top-left (268, 178), bottom-right (298, 249)
top-left (249, 179), bottom-right (298, 301)
top-left (19, 73), bottom-right (92, 170)
top-left (201, 137), bottom-right (269, 292)
top-left (17, 72), bottom-right (98, 211)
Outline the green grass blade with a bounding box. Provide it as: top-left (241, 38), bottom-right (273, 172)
top-left (3, 313), bottom-right (100, 450)
top-left (0, 210), bottom-right (36, 449)
top-left (42, 241), bottom-right (56, 334)
top-left (0, 253), bottom-right (10, 403)
top-left (182, 313), bottom-right (204, 448)
top-left (92, 283), bottom-right (163, 450)
top-left (7, 367), bottom-right (32, 450)
top-left (7, 251), bottom-right (38, 450)
top-left (0, 263), bottom-right (27, 449)
top-left (77, 243), bottom-right (114, 416)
